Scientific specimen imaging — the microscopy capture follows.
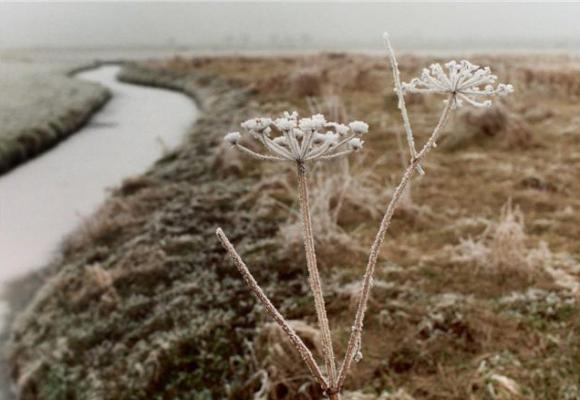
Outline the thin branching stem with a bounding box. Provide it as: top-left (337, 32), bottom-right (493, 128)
top-left (336, 95), bottom-right (454, 390)
top-left (318, 150), bottom-right (354, 161)
top-left (215, 228), bottom-right (329, 389)
top-left (296, 161), bottom-right (338, 388)
top-left (236, 144), bottom-right (285, 161)
top-left (383, 32), bottom-right (424, 176)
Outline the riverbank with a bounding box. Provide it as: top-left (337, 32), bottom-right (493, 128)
top-left (0, 64), bottom-right (196, 288)
top-left (6, 54), bottom-right (580, 399)
top-left (4, 62), bottom-right (271, 399)
top-left (0, 64), bottom-right (198, 399)
top-left (0, 61), bottom-right (111, 174)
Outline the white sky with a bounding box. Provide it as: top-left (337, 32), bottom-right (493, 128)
top-left (0, 2), bottom-right (579, 51)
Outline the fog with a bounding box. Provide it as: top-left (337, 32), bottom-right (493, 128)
top-left (1, 2), bottom-right (580, 53)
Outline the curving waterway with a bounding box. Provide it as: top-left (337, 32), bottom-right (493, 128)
top-left (0, 65), bottom-right (198, 331)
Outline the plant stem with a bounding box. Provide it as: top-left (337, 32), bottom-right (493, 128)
top-left (215, 228), bottom-right (328, 389)
top-left (336, 96), bottom-right (454, 389)
top-left (296, 161), bottom-right (337, 387)
top-left (383, 32), bottom-right (424, 175)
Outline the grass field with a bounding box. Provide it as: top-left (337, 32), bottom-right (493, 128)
top-left (7, 53), bottom-right (580, 399)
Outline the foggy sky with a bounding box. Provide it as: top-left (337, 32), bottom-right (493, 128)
top-left (1, 2), bottom-right (579, 52)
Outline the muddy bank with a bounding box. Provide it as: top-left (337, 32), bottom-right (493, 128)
top-left (0, 62), bottom-right (111, 174)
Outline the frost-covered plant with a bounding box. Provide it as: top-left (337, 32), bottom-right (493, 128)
top-left (499, 288), bottom-right (575, 321)
top-left (277, 156), bottom-right (388, 268)
top-left (471, 353), bottom-right (523, 399)
top-left (490, 200), bottom-right (527, 270)
top-left (401, 59), bottom-right (514, 109)
top-left (215, 33), bottom-right (513, 399)
top-left (225, 111), bottom-right (368, 162)
top-left (450, 200), bottom-right (541, 272)
top-left (219, 111), bottom-right (368, 393)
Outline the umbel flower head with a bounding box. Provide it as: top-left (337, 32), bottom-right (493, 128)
top-left (225, 111), bottom-right (369, 163)
top-left (402, 60), bottom-right (514, 108)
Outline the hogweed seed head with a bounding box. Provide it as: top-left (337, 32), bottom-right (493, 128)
top-left (401, 60), bottom-right (514, 108)
top-left (225, 111), bottom-right (370, 163)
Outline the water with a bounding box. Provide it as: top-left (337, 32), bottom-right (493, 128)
top-left (0, 65), bottom-right (197, 327)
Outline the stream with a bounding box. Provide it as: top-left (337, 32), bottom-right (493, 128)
top-left (0, 64), bottom-right (198, 397)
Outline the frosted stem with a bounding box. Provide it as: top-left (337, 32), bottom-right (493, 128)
top-left (383, 32), bottom-right (424, 175)
top-left (296, 161), bottom-right (337, 388)
top-left (215, 228), bottom-right (328, 389)
top-left (336, 96), bottom-right (454, 390)
top-left (236, 144), bottom-right (285, 161)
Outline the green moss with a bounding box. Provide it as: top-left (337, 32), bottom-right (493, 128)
top-left (36, 366), bottom-right (78, 400)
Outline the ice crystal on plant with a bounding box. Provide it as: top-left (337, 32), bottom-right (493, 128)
top-left (348, 138), bottom-right (364, 150)
top-left (225, 112), bottom-right (369, 163)
top-left (402, 60), bottom-right (514, 108)
top-left (224, 131), bottom-right (241, 145)
top-left (348, 121), bottom-right (369, 135)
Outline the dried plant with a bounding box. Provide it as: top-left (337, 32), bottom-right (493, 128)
top-left (253, 320), bottom-right (324, 398)
top-left (292, 66), bottom-right (324, 97)
top-left (215, 33), bottom-right (513, 399)
top-left (490, 200), bottom-right (527, 270)
top-left (277, 176), bottom-right (362, 268)
top-left (449, 200), bottom-right (580, 292)
top-left (277, 156), bottom-right (388, 267)
top-left (445, 104), bottom-right (533, 150)
top-left (449, 200), bottom-right (532, 272)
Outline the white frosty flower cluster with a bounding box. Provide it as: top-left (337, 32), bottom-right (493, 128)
top-left (225, 111), bottom-right (369, 162)
top-left (402, 60), bottom-right (514, 108)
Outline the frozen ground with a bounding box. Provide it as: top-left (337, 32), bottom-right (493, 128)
top-left (3, 51), bottom-right (580, 398)
top-left (0, 64), bottom-right (196, 313)
top-left (0, 61), bottom-right (111, 173)
top-left (0, 65), bottom-right (197, 399)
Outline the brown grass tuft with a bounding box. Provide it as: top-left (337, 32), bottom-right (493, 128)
top-left (277, 159), bottom-right (387, 267)
top-left (292, 67), bottom-right (324, 97)
top-left (448, 200), bottom-right (576, 285)
top-left (445, 104), bottom-right (534, 150)
top-left (63, 198), bottom-right (137, 256)
top-left (253, 320), bottom-right (324, 399)
top-left (489, 200), bottom-right (528, 271)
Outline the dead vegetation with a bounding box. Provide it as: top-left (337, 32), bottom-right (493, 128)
top-left (263, 158), bottom-right (388, 268)
top-left (253, 320), bottom-right (323, 399)
top-left (445, 104), bottom-right (534, 150)
top-left (7, 52), bottom-right (580, 400)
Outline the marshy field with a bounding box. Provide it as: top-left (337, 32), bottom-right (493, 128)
top-left (1, 3), bottom-right (580, 400)
top-left (1, 49), bottom-right (579, 400)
